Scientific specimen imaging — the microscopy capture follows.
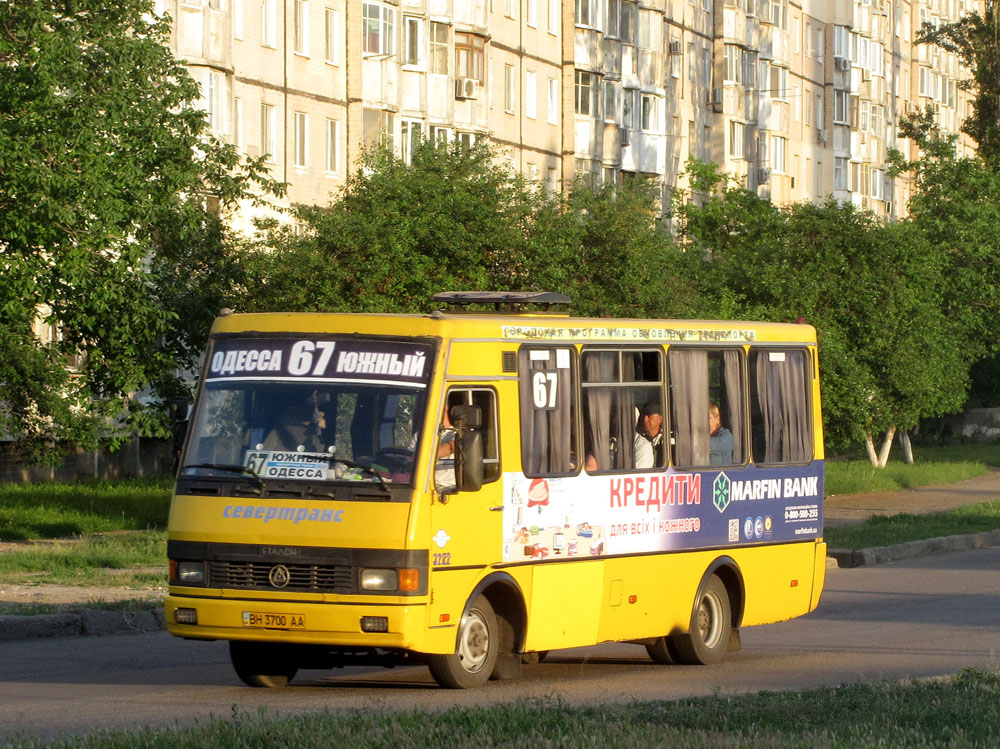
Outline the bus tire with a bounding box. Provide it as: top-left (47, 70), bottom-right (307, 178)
top-left (229, 641), bottom-right (298, 687)
top-left (672, 575), bottom-right (732, 665)
top-left (428, 595), bottom-right (498, 689)
top-left (645, 636), bottom-right (679, 665)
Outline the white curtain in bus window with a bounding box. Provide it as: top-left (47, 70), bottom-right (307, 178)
top-left (750, 348), bottom-right (811, 464)
top-left (669, 348), bottom-right (745, 467)
top-left (519, 347), bottom-right (576, 475)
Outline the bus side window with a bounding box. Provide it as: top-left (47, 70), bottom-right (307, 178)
top-left (581, 349), bottom-right (664, 472)
top-left (438, 388), bottom-right (501, 487)
top-left (518, 347), bottom-right (577, 476)
top-left (668, 348), bottom-right (746, 468)
top-left (749, 348), bottom-right (812, 464)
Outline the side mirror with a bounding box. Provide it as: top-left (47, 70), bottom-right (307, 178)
top-left (449, 404), bottom-right (481, 429)
top-left (456, 430), bottom-right (484, 492)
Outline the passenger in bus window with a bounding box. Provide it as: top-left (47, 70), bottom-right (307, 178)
top-left (709, 402), bottom-right (734, 466)
top-left (634, 401), bottom-right (664, 469)
top-left (262, 395), bottom-right (326, 453)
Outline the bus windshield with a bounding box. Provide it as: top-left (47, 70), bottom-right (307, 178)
top-left (180, 336), bottom-right (435, 486)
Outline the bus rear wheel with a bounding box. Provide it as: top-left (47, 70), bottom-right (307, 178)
top-left (645, 635), bottom-right (679, 664)
top-left (428, 595), bottom-right (498, 689)
top-left (672, 575), bottom-right (732, 665)
top-left (229, 641), bottom-right (298, 687)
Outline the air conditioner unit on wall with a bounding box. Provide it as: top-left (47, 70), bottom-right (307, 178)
top-left (818, 129), bottom-right (831, 143)
top-left (455, 77), bottom-right (480, 100)
top-left (757, 167), bottom-right (771, 184)
top-left (835, 57), bottom-right (851, 72)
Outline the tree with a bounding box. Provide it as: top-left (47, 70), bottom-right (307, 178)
top-left (917, 1), bottom-right (1000, 164)
top-left (672, 160), bottom-right (971, 464)
top-left (241, 140), bottom-right (696, 320)
top-left (0, 0), bottom-right (279, 460)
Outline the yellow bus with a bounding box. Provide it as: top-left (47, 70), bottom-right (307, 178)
top-left (166, 292), bottom-right (826, 688)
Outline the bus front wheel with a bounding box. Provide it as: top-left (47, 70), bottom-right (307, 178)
top-left (428, 595), bottom-right (499, 689)
top-left (229, 641), bottom-right (298, 687)
top-left (672, 575), bottom-right (732, 665)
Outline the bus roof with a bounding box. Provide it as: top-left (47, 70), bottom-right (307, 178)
top-left (210, 310), bottom-right (817, 346)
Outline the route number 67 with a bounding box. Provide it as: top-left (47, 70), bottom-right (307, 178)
top-left (532, 371), bottom-right (559, 410)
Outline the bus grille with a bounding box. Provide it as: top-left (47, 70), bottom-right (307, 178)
top-left (209, 560), bottom-right (354, 593)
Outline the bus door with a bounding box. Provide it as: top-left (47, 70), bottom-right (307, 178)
top-left (428, 385), bottom-right (503, 577)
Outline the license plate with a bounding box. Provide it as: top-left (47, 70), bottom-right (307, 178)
top-left (242, 611), bottom-right (306, 629)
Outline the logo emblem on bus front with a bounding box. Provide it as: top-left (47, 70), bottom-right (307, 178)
top-left (268, 565), bottom-right (291, 588)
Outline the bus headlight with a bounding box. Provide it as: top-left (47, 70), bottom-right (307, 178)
top-left (176, 561), bottom-right (206, 585)
top-left (360, 568), bottom-right (398, 591)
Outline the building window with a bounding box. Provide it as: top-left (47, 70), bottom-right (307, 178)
top-left (232, 97), bottom-right (242, 150)
top-left (507, 0), bottom-right (517, 19)
top-left (724, 44), bottom-right (741, 83)
top-left (814, 93), bottom-right (823, 128)
top-left (261, 0), bottom-right (277, 47)
top-left (769, 64), bottom-right (787, 99)
top-left (870, 168), bottom-right (885, 200)
top-left (622, 88), bottom-right (634, 128)
top-left (455, 33), bottom-right (485, 82)
top-left (429, 22), bottom-right (448, 74)
top-left (362, 108), bottom-right (394, 149)
top-left (603, 80), bottom-right (617, 122)
top-left (504, 64), bottom-right (516, 113)
top-left (325, 8), bottom-right (341, 64)
top-left (771, 135), bottom-right (786, 173)
top-left (549, 0), bottom-right (559, 34)
top-left (729, 120), bottom-right (744, 158)
top-left (294, 0), bottom-right (309, 55)
top-left (547, 78), bottom-right (559, 124)
top-left (526, 71), bottom-right (538, 119)
top-left (620, 1), bottom-right (636, 44)
top-left (527, 0), bottom-right (537, 27)
top-left (575, 0), bottom-right (597, 27)
top-left (401, 119), bottom-right (423, 164)
top-left (575, 70), bottom-right (598, 116)
top-left (638, 9), bottom-right (661, 51)
top-left (326, 118), bottom-right (339, 173)
top-left (640, 92), bottom-right (657, 131)
top-left (834, 156), bottom-right (847, 190)
top-left (233, 0), bottom-right (244, 39)
top-left (833, 90), bottom-right (848, 124)
top-left (294, 111), bottom-right (308, 167)
top-left (606, 0), bottom-right (620, 37)
top-left (403, 16), bottom-right (422, 66)
top-left (429, 125), bottom-right (452, 144)
top-left (833, 25), bottom-right (850, 59)
top-left (261, 103), bottom-right (276, 162)
top-left (363, 2), bottom-right (395, 56)
top-left (457, 131), bottom-right (476, 149)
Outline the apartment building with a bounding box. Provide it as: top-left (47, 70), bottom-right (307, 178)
top-left (160, 0), bottom-right (980, 225)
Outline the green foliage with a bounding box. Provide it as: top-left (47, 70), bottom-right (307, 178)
top-left (242, 140), bottom-right (695, 320)
top-left (0, 0), bottom-right (280, 461)
top-left (0, 476), bottom-right (172, 540)
top-left (825, 501), bottom-right (1000, 550)
top-left (916, 1), bottom-right (1000, 165)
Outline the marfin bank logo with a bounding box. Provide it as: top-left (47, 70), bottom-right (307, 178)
top-left (713, 472), bottom-right (731, 513)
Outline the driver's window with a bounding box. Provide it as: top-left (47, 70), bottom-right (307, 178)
top-left (435, 388), bottom-right (500, 493)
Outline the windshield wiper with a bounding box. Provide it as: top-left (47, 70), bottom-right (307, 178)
top-left (182, 463), bottom-right (265, 489)
top-left (327, 458), bottom-right (391, 495)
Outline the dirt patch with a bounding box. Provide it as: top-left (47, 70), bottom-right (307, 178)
top-left (0, 583), bottom-right (166, 605)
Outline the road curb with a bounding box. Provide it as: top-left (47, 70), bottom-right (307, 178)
top-left (0, 607), bottom-right (165, 642)
top-left (828, 528), bottom-right (1000, 568)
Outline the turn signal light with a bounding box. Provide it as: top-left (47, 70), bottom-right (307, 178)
top-left (174, 608), bottom-right (198, 625)
top-left (399, 568), bottom-right (420, 592)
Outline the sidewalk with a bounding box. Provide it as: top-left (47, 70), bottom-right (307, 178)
top-left (824, 466), bottom-right (1000, 567)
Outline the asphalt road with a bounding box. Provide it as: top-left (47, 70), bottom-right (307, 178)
top-left (3, 546), bottom-right (1000, 743)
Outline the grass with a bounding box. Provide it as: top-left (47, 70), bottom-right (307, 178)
top-left (12, 668), bottom-right (1000, 748)
top-left (0, 598), bottom-right (163, 617)
top-left (825, 500), bottom-right (1000, 550)
top-left (0, 476), bottom-right (172, 541)
top-left (825, 443), bottom-right (1000, 496)
top-left (0, 531), bottom-right (166, 587)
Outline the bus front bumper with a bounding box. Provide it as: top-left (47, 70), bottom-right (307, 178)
top-left (165, 593), bottom-right (454, 653)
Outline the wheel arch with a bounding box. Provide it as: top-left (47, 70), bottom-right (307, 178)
top-left (695, 556), bottom-right (745, 630)
top-left (465, 572), bottom-right (528, 655)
